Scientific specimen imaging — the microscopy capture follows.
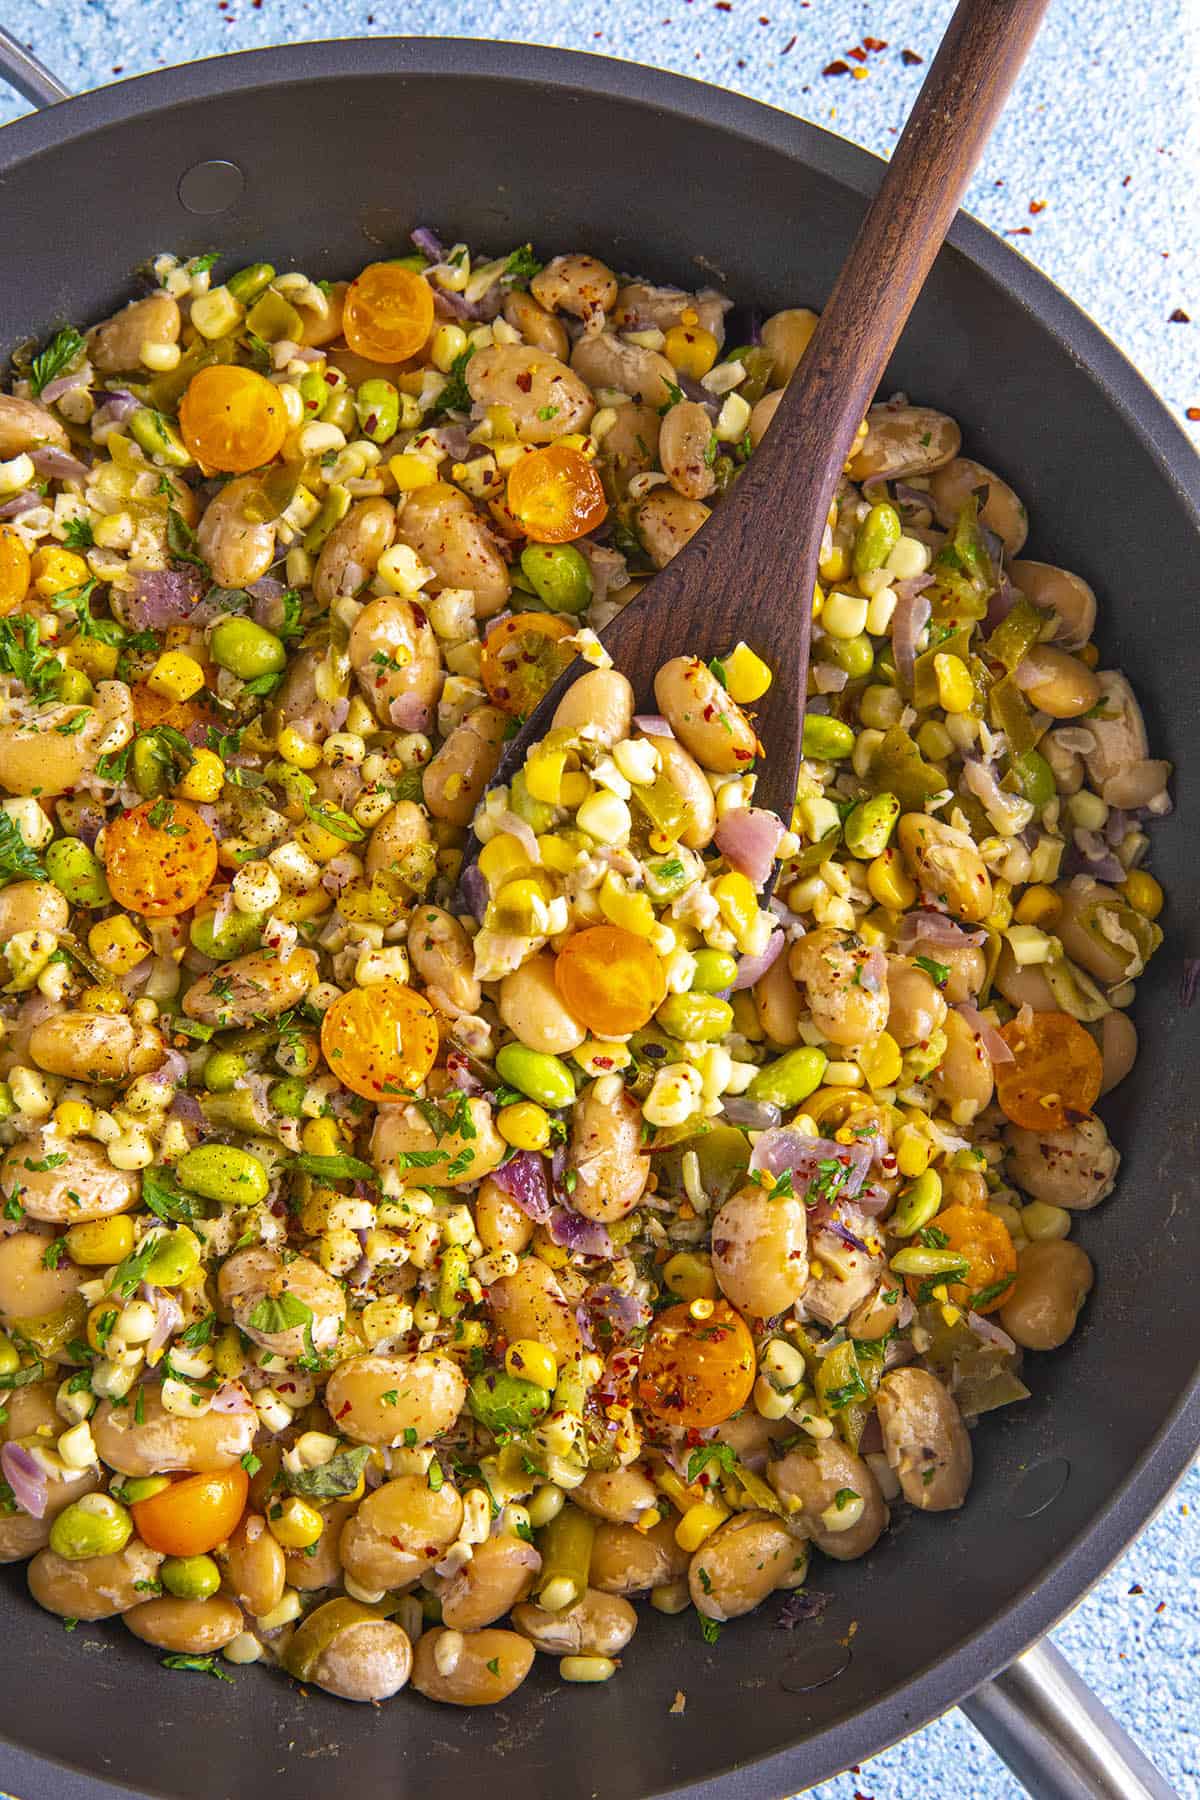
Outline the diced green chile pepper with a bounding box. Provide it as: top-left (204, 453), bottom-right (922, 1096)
top-left (985, 598), bottom-right (1046, 673)
top-left (989, 675), bottom-right (1038, 755)
top-left (869, 726), bottom-right (946, 810)
top-left (534, 1503), bottom-right (595, 1612)
top-left (467, 1368), bottom-right (551, 1434)
top-left (913, 626), bottom-right (973, 709)
top-left (301, 484), bottom-right (352, 555)
top-left (128, 408), bottom-right (191, 468)
top-left (245, 290), bottom-right (304, 344)
top-left (630, 774), bottom-right (689, 839)
top-left (930, 497), bottom-right (995, 620)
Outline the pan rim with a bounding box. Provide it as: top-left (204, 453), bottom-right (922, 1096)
top-left (1, 35), bottom-right (1198, 1799)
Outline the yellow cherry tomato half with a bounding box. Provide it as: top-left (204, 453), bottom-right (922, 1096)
top-left (637, 1300), bottom-right (756, 1429)
top-left (131, 1468), bottom-right (249, 1557)
top-left (343, 263), bottom-right (435, 364)
top-left (179, 365), bottom-right (288, 474)
top-left (320, 977), bottom-right (439, 1101)
top-left (104, 799), bottom-right (218, 919)
top-left (506, 444), bottom-right (608, 544)
top-left (480, 611), bottom-right (576, 716)
top-left (995, 1010), bottom-right (1103, 1132)
top-left (0, 525), bottom-right (31, 616)
top-left (907, 1203), bottom-right (1018, 1315)
top-left (554, 925), bottom-right (667, 1039)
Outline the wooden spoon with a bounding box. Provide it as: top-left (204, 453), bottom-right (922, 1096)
top-left (483, 0), bottom-right (1048, 847)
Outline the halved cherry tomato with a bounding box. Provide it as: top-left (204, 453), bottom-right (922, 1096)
top-left (554, 925), bottom-right (666, 1038)
top-left (637, 1299), bottom-right (756, 1429)
top-left (480, 611), bottom-right (576, 716)
top-left (130, 683), bottom-right (218, 738)
top-left (343, 263), bottom-right (435, 364)
top-left (131, 1467), bottom-right (249, 1556)
top-left (104, 798), bottom-right (218, 918)
top-left (0, 525), bottom-right (31, 616)
top-left (506, 444), bottom-right (608, 544)
top-left (179, 365), bottom-right (288, 473)
top-left (906, 1202), bottom-right (1018, 1314)
top-left (320, 977), bottom-right (439, 1101)
top-left (995, 1010), bottom-right (1102, 1132)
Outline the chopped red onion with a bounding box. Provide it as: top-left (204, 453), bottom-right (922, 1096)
top-left (857, 1411), bottom-right (884, 1456)
top-left (490, 1151), bottom-right (553, 1223)
top-left (819, 1218), bottom-right (871, 1256)
top-left (720, 1096), bottom-right (782, 1131)
top-left (126, 568), bottom-right (202, 633)
top-left (39, 367), bottom-right (92, 405)
top-left (633, 714), bottom-right (673, 738)
top-left (491, 809), bottom-right (540, 863)
top-left (777, 1588), bottom-right (832, 1629)
top-left (891, 579), bottom-right (933, 691)
top-left (748, 1128), bottom-right (872, 1197)
top-left (250, 578), bottom-right (286, 632)
top-left (209, 1380), bottom-right (254, 1414)
top-left (0, 491), bottom-right (41, 519)
top-left (859, 945), bottom-right (888, 994)
top-left (811, 663), bottom-right (849, 694)
top-left (388, 691), bottom-right (434, 733)
top-left (854, 1182), bottom-right (893, 1217)
top-left (575, 539), bottom-right (627, 605)
top-left (894, 910), bottom-right (987, 950)
top-left (954, 1003), bottom-right (1014, 1065)
top-left (147, 1291), bottom-right (183, 1361)
top-left (92, 389), bottom-right (140, 429)
top-left (548, 1207), bottom-right (613, 1258)
top-left (967, 1311), bottom-right (1017, 1353)
top-left (169, 1090), bottom-right (205, 1130)
top-left (322, 852), bottom-right (364, 897)
top-left (585, 1283), bottom-right (649, 1333)
top-left (1, 1442), bottom-right (47, 1519)
top-left (715, 807), bottom-right (785, 890)
top-left (729, 928), bottom-right (785, 991)
top-left (411, 225), bottom-right (448, 262)
top-left (1181, 959), bottom-right (1200, 1009)
top-left (457, 862), bottom-right (489, 924)
top-left (30, 446), bottom-right (89, 484)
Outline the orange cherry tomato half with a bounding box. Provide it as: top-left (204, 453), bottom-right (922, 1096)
top-left (995, 1010), bottom-right (1103, 1132)
top-left (343, 263), bottom-right (435, 364)
top-left (131, 1467), bottom-right (249, 1557)
top-left (104, 799), bottom-right (218, 919)
top-left (320, 977), bottom-right (439, 1102)
top-left (0, 525), bottom-right (31, 616)
top-left (179, 365), bottom-right (288, 474)
top-left (506, 445), bottom-right (608, 544)
top-left (130, 683), bottom-right (219, 739)
top-left (906, 1203), bottom-right (1018, 1314)
top-left (480, 611), bottom-right (576, 716)
top-left (554, 925), bottom-right (667, 1039)
top-left (637, 1300), bottom-right (756, 1429)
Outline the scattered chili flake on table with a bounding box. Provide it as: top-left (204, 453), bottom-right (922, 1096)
top-left (901, 47), bottom-right (924, 64)
top-left (822, 58), bottom-right (850, 75)
top-left (1006, 226), bottom-right (1033, 236)
top-left (669, 1691), bottom-right (687, 1714)
top-left (863, 36), bottom-right (888, 50)
top-left (1029, 199), bottom-right (1047, 215)
top-left (1169, 308), bottom-right (1190, 323)
top-left (1188, 408), bottom-right (1200, 423)
top-left (1129, 1583), bottom-right (1144, 1594)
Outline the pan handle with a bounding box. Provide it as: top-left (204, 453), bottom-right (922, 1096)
top-left (961, 1640), bottom-right (1178, 1800)
top-left (0, 24), bottom-right (71, 109)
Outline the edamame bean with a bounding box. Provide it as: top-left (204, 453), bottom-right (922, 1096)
top-left (49, 1493), bottom-right (132, 1561)
top-left (689, 948), bottom-right (738, 994)
top-left (1011, 748), bottom-right (1055, 807)
top-left (227, 262), bottom-right (276, 305)
top-left (210, 618), bottom-right (286, 682)
top-left (467, 1369), bottom-right (551, 1435)
top-left (145, 1226), bottom-right (202, 1289)
top-left (355, 379), bottom-right (400, 445)
top-left (519, 544), bottom-right (592, 614)
top-left (656, 993), bottom-right (734, 1042)
top-left (844, 792), bottom-right (900, 859)
top-left (189, 905), bottom-right (264, 962)
top-left (852, 502), bottom-right (902, 577)
top-left (176, 1144), bottom-right (269, 1206)
top-left (161, 1554), bottom-right (221, 1601)
top-left (801, 715), bottom-right (854, 762)
top-left (746, 1045), bottom-right (827, 1107)
top-left (494, 1043), bottom-right (576, 1110)
top-left (889, 1170), bottom-right (943, 1236)
top-left (45, 838), bottom-right (110, 908)
top-left (824, 634), bottom-right (875, 679)
top-left (204, 1049), bottom-right (248, 1093)
top-left (269, 1076), bottom-right (307, 1117)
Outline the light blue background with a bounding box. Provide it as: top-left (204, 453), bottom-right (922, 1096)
top-left (1, 3), bottom-right (1197, 1795)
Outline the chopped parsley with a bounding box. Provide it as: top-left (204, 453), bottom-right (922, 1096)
top-left (913, 954), bottom-right (951, 987)
top-left (698, 1615), bottom-right (722, 1645)
top-left (62, 516), bottom-right (95, 552)
top-left (686, 1443), bottom-right (738, 1484)
top-left (501, 244), bottom-right (542, 288)
top-left (162, 1653), bottom-right (234, 1684)
top-left (0, 811), bottom-right (46, 883)
top-left (29, 326), bottom-right (85, 398)
top-left (657, 379), bottom-right (684, 416)
top-left (917, 1225), bottom-right (950, 1250)
top-left (436, 344), bottom-right (476, 413)
top-left (0, 615), bottom-right (63, 703)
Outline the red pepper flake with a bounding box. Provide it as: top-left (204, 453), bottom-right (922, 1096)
top-left (714, 2), bottom-right (732, 10)
top-left (1169, 308), bottom-right (1190, 323)
top-left (863, 36), bottom-right (887, 51)
top-left (1005, 226), bottom-right (1033, 237)
top-left (847, 46), bottom-right (868, 63)
top-left (822, 58), bottom-right (850, 75)
top-left (1155, 1601), bottom-right (1167, 1614)
top-left (1122, 174), bottom-right (1131, 186)
top-left (781, 34), bottom-right (796, 53)
top-left (901, 47), bottom-right (923, 65)
top-left (1029, 199), bottom-right (1047, 215)
top-left (1128, 1582), bottom-right (1144, 1594)
top-left (1186, 407), bottom-right (1200, 421)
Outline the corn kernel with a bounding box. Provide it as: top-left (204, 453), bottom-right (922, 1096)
top-left (432, 324), bottom-right (469, 373)
top-left (88, 915), bottom-right (151, 975)
top-left (69, 636), bottom-right (120, 680)
top-left (497, 1101), bottom-right (551, 1152)
top-left (1121, 869), bottom-right (1163, 920)
top-left (662, 1252), bottom-right (717, 1303)
top-left (65, 1214), bottom-right (135, 1266)
top-left (505, 1338), bottom-right (558, 1390)
top-left (301, 1116), bottom-right (342, 1159)
top-left (30, 546), bottom-right (90, 598)
top-left (713, 870), bottom-right (757, 946)
top-left (175, 746), bottom-right (224, 802)
top-left (576, 791), bottom-right (631, 845)
top-left (53, 1099), bottom-right (95, 1138)
top-left (720, 640), bottom-right (772, 704)
top-left (812, 581), bottom-right (825, 620)
top-left (663, 323), bottom-right (718, 380)
top-left (266, 1494), bottom-right (325, 1550)
top-left (388, 451), bottom-right (438, 491)
top-left (933, 653), bottom-right (975, 715)
top-left (477, 833), bottom-right (534, 889)
top-left (985, 880), bottom-right (1013, 932)
top-left (213, 1326), bottom-right (246, 1380)
top-left (895, 1128), bottom-right (932, 1179)
top-left (674, 1500), bottom-right (729, 1553)
top-left (867, 849), bottom-right (917, 912)
top-left (537, 834), bottom-right (579, 875)
top-left (598, 872), bottom-right (656, 937)
top-left (147, 651), bottom-right (205, 703)
top-left (821, 590), bottom-right (870, 639)
top-left (276, 726), bottom-right (321, 770)
top-left (857, 1031), bottom-right (902, 1091)
top-left (1013, 884), bottom-right (1062, 928)
top-left (818, 543), bottom-right (849, 584)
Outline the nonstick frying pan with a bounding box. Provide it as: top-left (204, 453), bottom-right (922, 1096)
top-left (0, 31), bottom-right (1196, 1800)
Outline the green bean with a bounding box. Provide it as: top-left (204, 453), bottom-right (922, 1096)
top-left (852, 502), bottom-right (902, 577)
top-left (656, 993), bottom-right (734, 1042)
top-left (49, 1494), bottom-right (132, 1561)
top-left (494, 1043), bottom-right (576, 1110)
top-left (801, 715), bottom-right (854, 761)
top-left (210, 619), bottom-right (287, 682)
top-left (355, 379), bottom-right (400, 445)
top-left (746, 1046), bottom-right (827, 1107)
top-left (45, 838), bottom-right (110, 908)
top-left (519, 544), bottom-right (592, 614)
top-left (176, 1144), bottom-right (269, 1206)
top-left (535, 1503), bottom-right (595, 1613)
top-left (889, 1170), bottom-right (943, 1237)
top-left (843, 791), bottom-right (900, 859)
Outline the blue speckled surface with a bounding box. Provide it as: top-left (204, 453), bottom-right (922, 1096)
top-left (0, 3), bottom-right (1197, 1796)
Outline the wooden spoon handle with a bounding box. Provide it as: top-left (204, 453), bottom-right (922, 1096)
top-left (766, 0), bottom-right (1050, 504)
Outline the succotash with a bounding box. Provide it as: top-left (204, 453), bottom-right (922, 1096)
top-left (0, 227), bottom-right (1167, 1709)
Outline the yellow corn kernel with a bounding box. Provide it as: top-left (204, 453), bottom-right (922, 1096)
top-left (276, 726), bottom-right (321, 770)
top-left (267, 1497), bottom-right (324, 1551)
top-left (674, 1500), bottom-right (730, 1553)
top-left (68, 637), bottom-right (120, 681)
top-left (389, 451), bottom-right (438, 491)
top-left (572, 1039), bottom-right (632, 1078)
top-left (1077, 642), bottom-right (1100, 669)
top-left (294, 818), bottom-right (347, 864)
top-left (730, 989), bottom-right (764, 1042)
top-left (713, 871), bottom-right (757, 946)
top-left (477, 833), bottom-right (534, 890)
top-left (301, 1117), bottom-right (342, 1158)
top-left (53, 1098), bottom-right (95, 1138)
top-left (867, 849), bottom-right (917, 912)
top-left (984, 880), bottom-right (1013, 932)
top-left (31, 546), bottom-right (90, 598)
top-left (812, 581), bottom-right (825, 620)
top-left (663, 322), bottom-right (718, 380)
top-left (933, 653), bottom-right (974, 715)
top-left (147, 651), bottom-right (205, 703)
top-left (524, 748), bottom-right (567, 806)
top-left (214, 1326), bottom-right (246, 1380)
top-left (175, 746), bottom-right (224, 802)
top-left (505, 1339), bottom-right (558, 1390)
top-left (1121, 869), bottom-right (1163, 920)
top-left (598, 872), bottom-right (656, 937)
top-left (65, 1215), bottom-right (135, 1266)
top-left (78, 983), bottom-right (128, 1013)
top-left (857, 1031), bottom-right (902, 1091)
top-left (1013, 884), bottom-right (1062, 928)
top-left (895, 1126), bottom-right (932, 1179)
top-left (532, 1226), bottom-right (570, 1270)
top-left (275, 887), bottom-right (334, 923)
top-left (88, 915), bottom-right (151, 976)
top-left (559, 771), bottom-right (591, 807)
top-left (819, 543), bottom-right (849, 584)
top-left (497, 1101), bottom-right (551, 1152)
top-left (721, 641), bottom-right (772, 704)
top-left (537, 834), bottom-right (579, 875)
top-left (662, 1252), bottom-right (718, 1303)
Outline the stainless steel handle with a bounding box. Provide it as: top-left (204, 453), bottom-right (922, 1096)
top-left (0, 24), bottom-right (71, 108)
top-left (961, 1640), bottom-right (1179, 1800)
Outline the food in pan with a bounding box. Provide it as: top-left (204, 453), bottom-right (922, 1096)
top-left (0, 231), bottom-right (1168, 1702)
